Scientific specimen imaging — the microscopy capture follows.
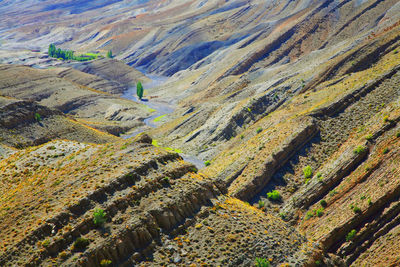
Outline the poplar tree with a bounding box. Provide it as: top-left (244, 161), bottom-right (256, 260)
top-left (136, 81), bottom-right (143, 100)
top-left (106, 50), bottom-right (113, 58)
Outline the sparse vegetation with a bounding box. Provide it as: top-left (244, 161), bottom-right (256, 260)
top-left (383, 147), bottom-right (389, 154)
top-left (100, 259), bottom-right (112, 266)
top-left (267, 190), bottom-right (281, 201)
top-left (255, 257), bottom-right (270, 267)
top-left (258, 200), bottom-right (265, 209)
top-left (303, 165), bottom-right (313, 179)
top-left (34, 113), bottom-right (41, 122)
top-left (320, 199), bottom-right (327, 208)
top-left (351, 205), bottom-right (361, 214)
top-left (93, 208), bottom-right (107, 226)
top-left (72, 237), bottom-right (89, 251)
top-left (256, 127), bottom-right (263, 134)
top-left (346, 229), bottom-right (357, 242)
top-left (365, 134), bottom-right (373, 141)
top-left (315, 207), bottom-right (324, 217)
top-left (204, 160), bottom-right (211, 166)
top-left (353, 145), bottom-right (366, 154)
top-left (41, 239), bottom-right (50, 248)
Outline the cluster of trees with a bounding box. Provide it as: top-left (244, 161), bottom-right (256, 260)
top-left (48, 44), bottom-right (112, 62)
top-left (48, 44), bottom-right (75, 60)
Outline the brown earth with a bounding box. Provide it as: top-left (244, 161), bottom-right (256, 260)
top-left (1, 0), bottom-right (400, 266)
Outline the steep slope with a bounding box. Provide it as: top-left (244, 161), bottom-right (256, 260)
top-left (1, 0), bottom-right (400, 265)
top-left (0, 96), bottom-right (117, 148)
top-left (0, 135), bottom-right (312, 266)
top-left (0, 63), bottom-right (151, 136)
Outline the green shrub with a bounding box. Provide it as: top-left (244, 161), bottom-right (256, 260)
top-left (353, 145), bottom-right (366, 154)
top-left (72, 237), bottom-right (89, 251)
top-left (303, 165), bottom-right (313, 179)
top-left (320, 199), bottom-right (327, 208)
top-left (258, 200), bottom-right (265, 209)
top-left (346, 229), bottom-right (357, 241)
top-left (267, 190), bottom-right (281, 201)
top-left (315, 207), bottom-right (324, 217)
top-left (396, 132), bottom-right (400, 138)
top-left (255, 257), bottom-right (270, 267)
top-left (351, 204), bottom-right (361, 213)
top-left (204, 160), bottom-right (211, 167)
top-left (240, 134), bottom-right (244, 139)
top-left (383, 147), bottom-right (389, 154)
top-left (365, 134), bottom-right (373, 141)
top-left (306, 211), bottom-right (314, 220)
top-left (34, 113), bottom-right (41, 122)
top-left (383, 115), bottom-right (390, 122)
top-left (256, 127), bottom-right (263, 134)
top-left (41, 239), bottom-right (50, 247)
top-left (93, 208), bottom-right (107, 226)
top-left (100, 259), bottom-right (112, 266)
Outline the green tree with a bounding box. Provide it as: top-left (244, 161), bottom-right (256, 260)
top-left (136, 81), bottom-right (144, 100)
top-left (106, 50), bottom-right (113, 58)
top-left (48, 44), bottom-right (56, 57)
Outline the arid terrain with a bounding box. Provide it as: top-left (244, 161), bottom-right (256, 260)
top-left (1, 0), bottom-right (400, 266)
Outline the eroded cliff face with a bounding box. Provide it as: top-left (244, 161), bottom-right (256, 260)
top-left (1, 0), bottom-right (400, 266)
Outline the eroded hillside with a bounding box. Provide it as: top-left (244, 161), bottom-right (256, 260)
top-left (1, 0), bottom-right (400, 266)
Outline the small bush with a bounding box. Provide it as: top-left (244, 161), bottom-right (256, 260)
top-left (59, 251), bottom-right (68, 259)
top-left (267, 190), bottom-right (281, 201)
top-left (303, 165), bottom-right (313, 179)
top-left (320, 199), bottom-right (327, 208)
top-left (383, 147), bottom-right (389, 154)
top-left (41, 239), bottom-right (50, 248)
top-left (100, 259), bottom-right (112, 266)
top-left (352, 205), bottom-right (361, 214)
top-left (93, 208), bottom-right (107, 226)
top-left (204, 160), bottom-right (211, 167)
top-left (72, 237), bottom-right (89, 251)
top-left (34, 113), bottom-right (41, 122)
top-left (383, 115), bottom-right (390, 123)
top-left (255, 257), bottom-right (270, 267)
top-left (256, 127), bottom-right (263, 134)
top-left (240, 134), bottom-right (244, 139)
top-left (306, 211), bottom-right (314, 220)
top-left (396, 132), bottom-right (400, 138)
top-left (315, 208), bottom-right (324, 217)
top-left (365, 134), bottom-right (373, 141)
top-left (346, 229), bottom-right (357, 242)
top-left (258, 200), bottom-right (265, 209)
top-left (353, 145), bottom-right (366, 154)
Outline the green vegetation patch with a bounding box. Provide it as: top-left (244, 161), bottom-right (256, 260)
top-left (154, 114), bottom-right (167, 122)
top-left (48, 44), bottom-right (102, 62)
top-left (267, 190), bottom-right (281, 201)
top-left (346, 229), bottom-right (357, 242)
top-left (93, 208), bottom-right (107, 227)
